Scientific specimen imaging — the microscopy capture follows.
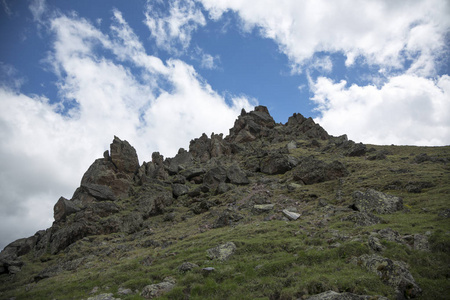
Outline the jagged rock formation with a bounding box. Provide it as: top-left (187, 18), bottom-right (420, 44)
top-left (1, 106), bottom-right (449, 300)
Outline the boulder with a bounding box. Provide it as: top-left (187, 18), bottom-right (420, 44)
top-left (166, 148), bottom-right (193, 174)
top-left (87, 293), bottom-right (121, 300)
top-left (80, 183), bottom-right (117, 202)
top-left (352, 189), bottom-right (403, 214)
top-left (354, 254), bottom-right (422, 299)
top-left (286, 113), bottom-right (329, 140)
top-left (110, 136), bottom-right (139, 174)
top-left (228, 106), bottom-right (275, 143)
top-left (293, 156), bottom-right (348, 184)
top-left (345, 142), bottom-right (367, 157)
top-left (260, 153), bottom-right (295, 175)
top-left (253, 204), bottom-right (275, 214)
top-left (206, 242), bottom-right (237, 261)
top-left (306, 290), bottom-right (388, 300)
top-left (54, 197), bottom-right (81, 222)
top-left (141, 277), bottom-right (176, 299)
top-left (226, 164), bottom-right (250, 185)
top-left (203, 166), bottom-right (227, 188)
top-left (282, 209), bottom-right (301, 220)
top-left (172, 184), bottom-right (189, 198)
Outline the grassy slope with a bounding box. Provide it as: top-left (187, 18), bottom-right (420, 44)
top-left (1, 142), bottom-right (449, 300)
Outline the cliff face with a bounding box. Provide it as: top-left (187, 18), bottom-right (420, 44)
top-left (1, 106), bottom-right (449, 300)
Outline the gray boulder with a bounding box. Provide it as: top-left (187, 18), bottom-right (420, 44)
top-left (352, 189), bottom-right (403, 214)
top-left (207, 242), bottom-right (237, 261)
top-left (53, 197), bottom-right (81, 222)
top-left (293, 156), bottom-right (348, 184)
top-left (166, 148), bottom-right (193, 174)
top-left (172, 183), bottom-right (189, 198)
top-left (307, 290), bottom-right (388, 299)
top-left (203, 166), bottom-right (227, 188)
top-left (178, 262), bottom-right (199, 273)
top-left (141, 277), bottom-right (176, 299)
top-left (80, 183), bottom-right (117, 202)
top-left (355, 254), bottom-right (422, 299)
top-left (342, 212), bottom-right (383, 226)
top-left (226, 164), bottom-right (250, 185)
top-left (260, 153), bottom-right (295, 175)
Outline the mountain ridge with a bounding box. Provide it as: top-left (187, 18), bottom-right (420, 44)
top-left (1, 106), bottom-right (449, 300)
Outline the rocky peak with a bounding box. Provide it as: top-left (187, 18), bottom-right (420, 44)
top-left (227, 105), bottom-right (276, 143)
top-left (109, 136), bottom-right (139, 174)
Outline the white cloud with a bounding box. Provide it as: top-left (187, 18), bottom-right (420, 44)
top-left (29, 0), bottom-right (47, 23)
top-left (0, 8), bottom-right (254, 249)
top-left (310, 74), bottom-right (450, 145)
top-left (144, 0), bottom-right (206, 54)
top-left (198, 0), bottom-right (450, 76)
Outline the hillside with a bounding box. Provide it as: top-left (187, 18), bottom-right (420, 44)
top-left (0, 106), bottom-right (449, 300)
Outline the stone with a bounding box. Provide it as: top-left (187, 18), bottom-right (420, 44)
top-left (87, 293), bottom-right (121, 300)
top-left (206, 242), bottom-right (237, 261)
top-left (352, 189), bottom-right (403, 214)
top-left (167, 148), bottom-right (193, 174)
top-left (293, 156), bottom-right (349, 185)
top-left (53, 197), bottom-right (81, 222)
top-left (178, 262), bottom-right (199, 273)
top-left (141, 278), bottom-right (176, 299)
top-left (117, 287), bottom-right (133, 295)
top-left (203, 166), bottom-right (227, 188)
top-left (286, 140), bottom-right (297, 150)
top-left (252, 204), bottom-right (275, 214)
top-left (228, 105), bottom-right (276, 143)
top-left (226, 164), bottom-right (250, 185)
top-left (286, 113), bottom-right (329, 140)
top-left (282, 209), bottom-right (301, 220)
top-left (80, 183), bottom-right (118, 202)
top-left (213, 209), bottom-right (243, 228)
top-left (345, 142), bottom-right (367, 157)
top-left (306, 290), bottom-right (388, 300)
top-left (110, 136), bottom-right (139, 174)
top-left (260, 153), bottom-right (294, 175)
top-left (355, 254), bottom-right (422, 299)
top-left (172, 184), bottom-right (189, 198)
top-left (438, 208), bottom-right (450, 218)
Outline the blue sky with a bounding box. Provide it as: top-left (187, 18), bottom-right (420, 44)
top-left (0, 0), bottom-right (449, 249)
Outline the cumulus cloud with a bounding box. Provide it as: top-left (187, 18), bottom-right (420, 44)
top-left (199, 0), bottom-right (450, 76)
top-left (144, 0), bottom-right (206, 54)
top-left (310, 74), bottom-right (450, 145)
top-left (0, 7), bottom-right (254, 249)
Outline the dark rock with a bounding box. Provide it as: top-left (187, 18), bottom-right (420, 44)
top-left (404, 181), bottom-right (434, 193)
top-left (203, 166), bottom-right (227, 188)
top-left (216, 182), bottom-right (231, 194)
top-left (137, 184), bottom-right (173, 218)
top-left (368, 235), bottom-right (385, 252)
top-left (172, 184), bottom-right (189, 198)
top-left (213, 209), bottom-right (243, 228)
top-left (345, 142), bottom-right (367, 157)
top-left (166, 148), bottom-right (193, 174)
top-left (206, 242), bottom-right (236, 261)
top-left (80, 183), bottom-right (117, 202)
top-left (189, 133), bottom-right (231, 162)
top-left (306, 290), bottom-right (388, 299)
top-left (226, 164), bottom-right (249, 185)
top-left (352, 189), bottom-right (403, 214)
top-left (286, 113), bottom-right (329, 140)
top-left (260, 153), bottom-right (294, 175)
top-left (354, 254), bottom-right (422, 299)
top-left (110, 136), bottom-right (139, 174)
top-left (228, 105), bottom-right (276, 143)
top-left (54, 197), bottom-right (81, 222)
top-left (293, 156), bottom-right (348, 184)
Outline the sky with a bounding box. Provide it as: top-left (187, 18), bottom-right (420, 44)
top-left (0, 0), bottom-right (449, 250)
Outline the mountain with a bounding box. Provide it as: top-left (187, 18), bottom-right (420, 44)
top-left (0, 106), bottom-right (449, 300)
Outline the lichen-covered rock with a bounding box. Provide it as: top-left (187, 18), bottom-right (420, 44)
top-left (355, 254), bottom-right (422, 299)
top-left (178, 262), bottom-right (199, 273)
top-left (172, 183), bottom-right (189, 198)
top-left (207, 242), bottom-right (237, 261)
top-left (260, 153), bottom-right (295, 175)
top-left (306, 290), bottom-right (388, 299)
top-left (141, 277), bottom-right (176, 299)
top-left (203, 166), bottom-right (227, 188)
top-left (352, 189), bottom-right (403, 214)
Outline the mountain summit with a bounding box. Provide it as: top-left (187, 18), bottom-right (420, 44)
top-left (1, 106), bottom-right (449, 299)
